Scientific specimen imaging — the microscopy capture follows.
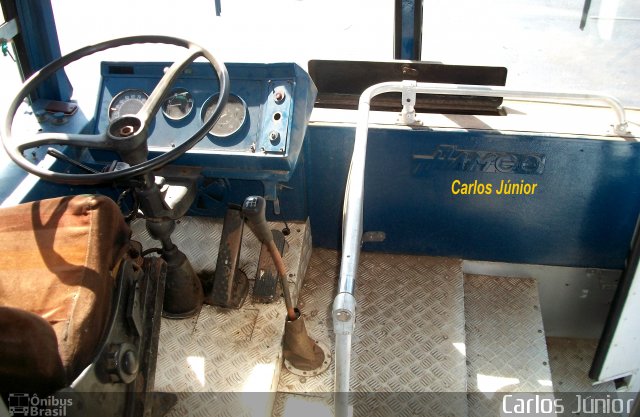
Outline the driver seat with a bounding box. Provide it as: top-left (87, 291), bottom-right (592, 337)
top-left (0, 195), bottom-right (158, 395)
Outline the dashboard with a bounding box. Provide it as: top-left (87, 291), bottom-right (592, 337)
top-left (93, 62), bottom-right (316, 183)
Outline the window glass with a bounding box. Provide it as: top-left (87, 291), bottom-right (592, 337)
top-left (49, 0), bottom-right (640, 109)
top-left (51, 0), bottom-right (393, 110)
top-left (422, 0), bottom-right (640, 107)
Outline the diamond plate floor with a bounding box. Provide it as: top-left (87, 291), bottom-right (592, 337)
top-left (130, 218), bottom-right (610, 417)
top-left (131, 216), bottom-right (311, 417)
top-left (546, 338), bottom-right (615, 393)
top-left (546, 337), bottom-right (619, 417)
top-left (276, 249), bottom-right (468, 417)
top-left (464, 274), bottom-right (554, 417)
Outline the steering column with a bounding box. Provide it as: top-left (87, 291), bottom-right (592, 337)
top-left (1, 35), bottom-right (231, 318)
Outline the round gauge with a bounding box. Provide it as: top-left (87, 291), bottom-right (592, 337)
top-left (201, 93), bottom-right (247, 137)
top-left (108, 89), bottom-right (148, 121)
top-left (162, 88), bottom-right (194, 121)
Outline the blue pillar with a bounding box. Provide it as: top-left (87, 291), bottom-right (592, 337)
top-left (394, 0), bottom-right (423, 61)
top-left (16, 0), bottom-right (73, 101)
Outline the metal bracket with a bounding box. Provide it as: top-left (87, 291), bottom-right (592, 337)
top-left (126, 277), bottom-right (143, 337)
top-left (262, 180), bottom-right (282, 215)
top-left (0, 19), bottom-right (18, 62)
top-left (614, 122), bottom-right (630, 137)
top-left (0, 19), bottom-right (19, 43)
top-left (332, 292), bottom-right (357, 335)
top-left (362, 231), bottom-right (386, 243)
top-left (397, 80), bottom-right (423, 126)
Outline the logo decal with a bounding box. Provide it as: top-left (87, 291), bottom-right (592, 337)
top-left (412, 145), bottom-right (546, 176)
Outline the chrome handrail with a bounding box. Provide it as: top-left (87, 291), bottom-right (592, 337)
top-left (331, 81), bottom-right (630, 417)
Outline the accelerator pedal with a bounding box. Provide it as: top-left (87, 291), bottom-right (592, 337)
top-left (253, 229), bottom-right (286, 303)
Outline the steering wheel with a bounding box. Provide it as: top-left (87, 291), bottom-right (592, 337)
top-left (0, 35), bottom-right (229, 185)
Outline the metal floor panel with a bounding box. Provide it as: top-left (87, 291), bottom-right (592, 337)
top-left (546, 337), bottom-right (619, 417)
top-left (276, 249), bottom-right (468, 416)
top-left (546, 338), bottom-right (615, 393)
top-left (131, 216), bottom-right (311, 417)
top-left (464, 274), bottom-right (554, 417)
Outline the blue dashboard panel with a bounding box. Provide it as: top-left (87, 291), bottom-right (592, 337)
top-left (94, 62), bottom-right (316, 182)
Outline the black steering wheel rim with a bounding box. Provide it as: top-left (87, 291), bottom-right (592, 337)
top-left (0, 35), bottom-right (229, 185)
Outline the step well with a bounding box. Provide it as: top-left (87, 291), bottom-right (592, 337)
top-left (464, 274), bottom-right (553, 416)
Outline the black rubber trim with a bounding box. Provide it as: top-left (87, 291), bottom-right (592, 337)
top-left (589, 215), bottom-right (640, 379)
top-left (309, 59), bottom-right (507, 114)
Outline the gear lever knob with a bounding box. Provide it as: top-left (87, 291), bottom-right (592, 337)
top-left (242, 196), bottom-right (273, 244)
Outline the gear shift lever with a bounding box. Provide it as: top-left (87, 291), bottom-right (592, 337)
top-left (242, 196), bottom-right (327, 372)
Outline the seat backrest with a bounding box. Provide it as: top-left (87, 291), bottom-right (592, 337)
top-left (0, 195), bottom-right (130, 392)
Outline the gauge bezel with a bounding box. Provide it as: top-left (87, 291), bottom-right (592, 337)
top-left (108, 88), bottom-right (149, 121)
top-left (201, 92), bottom-right (247, 138)
top-left (162, 87), bottom-right (194, 121)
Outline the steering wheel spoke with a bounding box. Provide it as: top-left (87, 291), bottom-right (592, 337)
top-left (138, 47), bottom-right (204, 123)
top-left (17, 131), bottom-right (111, 152)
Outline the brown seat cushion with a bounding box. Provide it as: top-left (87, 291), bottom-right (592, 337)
top-left (0, 195), bottom-right (130, 389)
top-left (0, 306), bottom-right (65, 394)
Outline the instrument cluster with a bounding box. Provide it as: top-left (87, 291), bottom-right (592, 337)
top-left (94, 61), bottom-right (315, 183)
top-left (108, 87), bottom-right (248, 138)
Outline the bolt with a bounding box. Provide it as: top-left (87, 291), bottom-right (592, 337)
top-left (119, 125), bottom-right (135, 137)
top-left (335, 310), bottom-right (352, 322)
top-left (122, 350), bottom-right (139, 375)
top-left (269, 131), bottom-right (280, 143)
top-left (250, 143), bottom-right (256, 153)
top-left (274, 89), bottom-right (286, 102)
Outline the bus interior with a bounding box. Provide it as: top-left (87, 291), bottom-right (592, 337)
top-left (0, 1), bottom-right (639, 416)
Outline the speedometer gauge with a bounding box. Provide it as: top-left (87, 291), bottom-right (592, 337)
top-left (201, 93), bottom-right (247, 137)
top-left (108, 89), bottom-right (148, 120)
top-left (162, 88), bottom-right (194, 121)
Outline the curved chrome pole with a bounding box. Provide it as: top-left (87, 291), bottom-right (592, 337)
top-left (331, 81), bottom-right (630, 416)
top-left (409, 82), bottom-right (629, 134)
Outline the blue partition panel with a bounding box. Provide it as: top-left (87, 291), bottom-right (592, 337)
top-left (306, 125), bottom-right (640, 269)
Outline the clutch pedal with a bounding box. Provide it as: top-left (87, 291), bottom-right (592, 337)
top-left (205, 205), bottom-right (249, 308)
